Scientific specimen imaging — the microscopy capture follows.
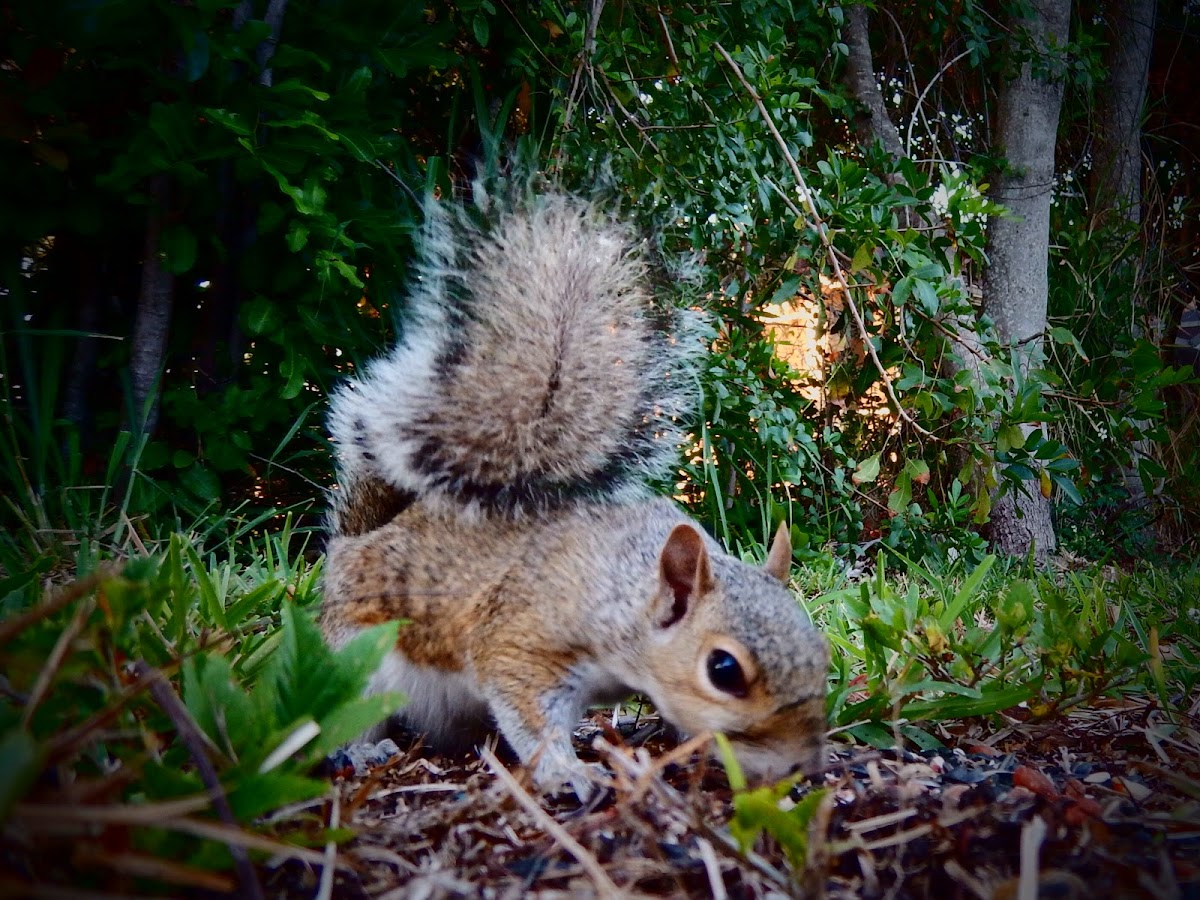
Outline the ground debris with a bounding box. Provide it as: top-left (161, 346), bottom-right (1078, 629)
top-left (269, 703), bottom-right (1200, 898)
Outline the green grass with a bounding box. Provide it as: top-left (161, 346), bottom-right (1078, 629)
top-left (0, 515), bottom-right (404, 893)
top-left (802, 552), bottom-right (1199, 750)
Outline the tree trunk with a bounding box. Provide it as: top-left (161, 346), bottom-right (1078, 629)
top-left (130, 174), bottom-right (175, 436)
top-left (843, 5), bottom-right (905, 162)
top-left (1090, 0), bottom-right (1158, 513)
top-left (982, 0), bottom-right (1072, 561)
top-left (1090, 0), bottom-right (1154, 225)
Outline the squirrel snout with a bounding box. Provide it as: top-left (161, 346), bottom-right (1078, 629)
top-left (717, 692), bottom-right (828, 784)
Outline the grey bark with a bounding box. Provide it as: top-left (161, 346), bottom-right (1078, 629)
top-left (843, 5), bottom-right (905, 162)
top-left (130, 174), bottom-right (174, 437)
top-left (982, 0), bottom-right (1073, 561)
top-left (1090, 0), bottom-right (1155, 226)
top-left (1090, 0), bottom-right (1158, 512)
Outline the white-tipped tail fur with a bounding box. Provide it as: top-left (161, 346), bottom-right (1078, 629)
top-left (328, 193), bottom-right (703, 525)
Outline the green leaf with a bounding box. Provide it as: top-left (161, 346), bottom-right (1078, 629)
top-left (1050, 472), bottom-right (1083, 505)
top-left (226, 771), bottom-right (329, 821)
top-left (847, 722), bottom-right (895, 749)
top-left (730, 784), bottom-right (826, 870)
top-left (852, 453), bottom-right (881, 485)
top-left (473, 14), bottom-right (490, 46)
top-left (324, 255), bottom-right (364, 289)
top-left (180, 463), bottom-right (221, 502)
top-left (1003, 462), bottom-right (1036, 482)
top-left (280, 346), bottom-right (305, 401)
top-left (242, 296), bottom-right (282, 336)
top-left (850, 243), bottom-right (874, 273)
top-left (161, 224), bottom-right (197, 274)
top-left (203, 108), bottom-right (253, 136)
top-left (308, 693), bottom-right (404, 761)
top-left (333, 622), bottom-right (402, 692)
top-left (714, 733), bottom-right (747, 791)
top-left (1049, 326), bottom-right (1088, 361)
top-left (913, 279), bottom-right (940, 316)
top-left (768, 275), bottom-right (802, 306)
top-left (887, 471), bottom-right (911, 515)
top-left (185, 543), bottom-right (226, 629)
top-left (903, 682), bottom-right (1036, 719)
top-left (996, 424), bottom-right (1025, 453)
top-left (903, 458), bottom-right (930, 485)
top-left (939, 555), bottom-right (995, 632)
top-left (286, 223), bottom-right (309, 252)
top-left (899, 725), bottom-right (942, 751)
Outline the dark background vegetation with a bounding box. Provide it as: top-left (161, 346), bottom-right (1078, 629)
top-left (3, 0), bottom-right (1198, 570)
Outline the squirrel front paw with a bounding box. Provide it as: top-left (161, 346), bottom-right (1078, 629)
top-left (531, 749), bottom-right (608, 802)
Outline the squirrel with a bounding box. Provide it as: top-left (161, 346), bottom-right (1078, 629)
top-left (319, 190), bottom-right (830, 796)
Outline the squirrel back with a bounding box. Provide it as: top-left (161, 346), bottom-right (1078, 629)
top-left (328, 192), bottom-right (701, 532)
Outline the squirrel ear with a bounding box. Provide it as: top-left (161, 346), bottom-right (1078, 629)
top-left (654, 525), bottom-right (715, 628)
top-left (764, 523), bottom-right (792, 583)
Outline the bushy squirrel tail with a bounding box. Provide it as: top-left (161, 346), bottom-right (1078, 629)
top-left (328, 192), bottom-right (702, 533)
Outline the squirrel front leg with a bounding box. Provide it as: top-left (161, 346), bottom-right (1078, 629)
top-left (476, 649), bottom-right (603, 799)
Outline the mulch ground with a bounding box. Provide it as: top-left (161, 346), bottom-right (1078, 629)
top-left (275, 696), bottom-right (1200, 899)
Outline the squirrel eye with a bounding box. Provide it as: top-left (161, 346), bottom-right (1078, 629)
top-left (707, 649), bottom-right (748, 697)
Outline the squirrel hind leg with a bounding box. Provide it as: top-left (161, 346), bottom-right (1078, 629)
top-left (331, 476), bottom-right (417, 536)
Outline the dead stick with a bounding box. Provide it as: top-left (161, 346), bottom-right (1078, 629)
top-left (45, 661), bottom-right (185, 762)
top-left (132, 661), bottom-right (264, 900)
top-left (481, 747), bottom-right (623, 899)
top-left (22, 596), bottom-right (95, 727)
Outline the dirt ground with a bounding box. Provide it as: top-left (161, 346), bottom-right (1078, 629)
top-left (283, 697), bottom-right (1200, 899)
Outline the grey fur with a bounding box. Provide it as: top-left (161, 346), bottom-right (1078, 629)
top-left (328, 193), bottom-right (704, 522)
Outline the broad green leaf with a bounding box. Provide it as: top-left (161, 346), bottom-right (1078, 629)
top-left (847, 722), bottom-right (895, 749)
top-left (280, 347), bottom-right (305, 401)
top-left (203, 108), bottom-right (252, 136)
top-left (996, 424), bottom-right (1025, 453)
top-left (242, 296), bottom-right (282, 336)
top-left (161, 224), bottom-right (197, 274)
top-left (308, 693), bottom-right (405, 761)
top-left (226, 772), bottom-right (328, 821)
top-left (850, 243), bottom-right (874, 272)
top-left (1049, 326), bottom-right (1088, 360)
top-left (768, 275), bottom-right (802, 306)
top-left (904, 458), bottom-right (930, 485)
top-left (852, 453), bottom-right (881, 485)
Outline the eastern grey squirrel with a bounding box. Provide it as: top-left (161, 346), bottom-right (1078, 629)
top-left (319, 190), bottom-right (829, 796)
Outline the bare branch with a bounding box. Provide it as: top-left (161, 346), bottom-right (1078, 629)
top-left (714, 43), bottom-right (933, 438)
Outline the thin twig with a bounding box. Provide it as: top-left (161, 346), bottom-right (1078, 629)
top-left (1018, 815), bottom-right (1047, 900)
top-left (696, 837), bottom-right (729, 900)
top-left (132, 661), bottom-right (265, 900)
top-left (22, 596), bottom-right (95, 727)
top-left (16, 794), bottom-right (217, 825)
top-left (905, 49), bottom-right (975, 156)
top-left (480, 747), bottom-right (624, 899)
top-left (45, 662), bottom-right (179, 762)
top-left (0, 567), bottom-right (114, 647)
top-left (315, 788), bottom-right (339, 900)
top-left (714, 43), bottom-right (934, 438)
